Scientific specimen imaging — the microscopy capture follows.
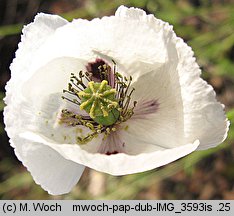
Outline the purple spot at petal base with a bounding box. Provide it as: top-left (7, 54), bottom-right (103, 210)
top-left (98, 131), bottom-right (125, 154)
top-left (106, 151), bottom-right (119, 155)
top-left (133, 99), bottom-right (159, 119)
top-left (86, 58), bottom-right (105, 82)
top-left (86, 58), bottom-right (115, 87)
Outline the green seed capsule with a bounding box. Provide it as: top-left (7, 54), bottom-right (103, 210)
top-left (78, 80), bottom-right (120, 126)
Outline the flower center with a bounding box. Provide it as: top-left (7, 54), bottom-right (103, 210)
top-left (60, 59), bottom-right (137, 144)
top-left (79, 80), bottom-right (120, 126)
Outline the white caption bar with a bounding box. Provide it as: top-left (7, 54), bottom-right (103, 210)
top-left (0, 200), bottom-right (233, 216)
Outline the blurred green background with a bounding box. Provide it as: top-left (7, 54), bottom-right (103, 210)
top-left (0, 0), bottom-right (234, 199)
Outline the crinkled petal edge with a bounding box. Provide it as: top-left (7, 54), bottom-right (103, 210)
top-left (19, 131), bottom-right (199, 176)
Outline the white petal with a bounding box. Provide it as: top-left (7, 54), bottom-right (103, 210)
top-left (11, 136), bottom-right (84, 195)
top-left (115, 5), bottom-right (147, 18)
top-left (10, 13), bottom-right (67, 83)
top-left (4, 57), bottom-right (103, 154)
top-left (22, 57), bottom-right (86, 98)
top-left (20, 131), bottom-right (199, 175)
top-left (175, 38), bottom-right (229, 149)
top-left (123, 63), bottom-right (185, 149)
top-left (4, 13), bottom-right (68, 138)
top-left (5, 58), bottom-right (85, 142)
top-left (24, 6), bottom-right (175, 81)
top-left (115, 6), bottom-right (229, 150)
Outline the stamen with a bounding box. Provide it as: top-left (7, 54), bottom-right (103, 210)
top-left (61, 96), bottom-right (80, 106)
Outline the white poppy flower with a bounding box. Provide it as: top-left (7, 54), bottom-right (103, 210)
top-left (4, 5), bottom-right (229, 195)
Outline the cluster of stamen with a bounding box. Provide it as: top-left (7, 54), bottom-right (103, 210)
top-left (60, 60), bottom-right (137, 144)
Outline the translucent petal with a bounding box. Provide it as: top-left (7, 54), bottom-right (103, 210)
top-left (4, 14), bottom-right (68, 142)
top-left (20, 131), bottom-right (199, 175)
top-left (124, 62), bottom-right (185, 149)
top-left (175, 38), bottom-right (229, 149)
top-left (5, 57), bottom-right (103, 153)
top-left (115, 6), bottom-right (229, 150)
top-left (25, 6), bottom-right (176, 81)
top-left (9, 13), bottom-right (67, 83)
top-left (11, 136), bottom-right (84, 195)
